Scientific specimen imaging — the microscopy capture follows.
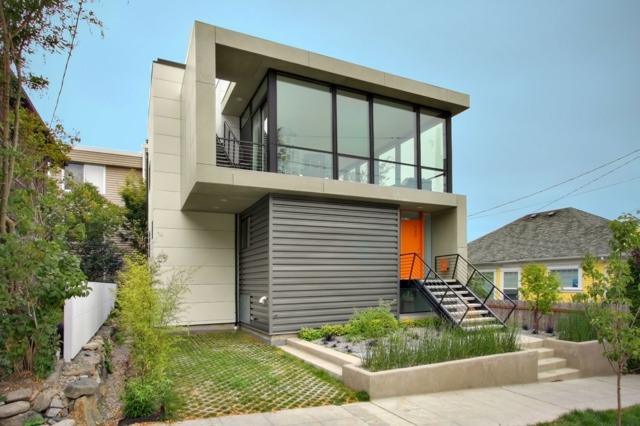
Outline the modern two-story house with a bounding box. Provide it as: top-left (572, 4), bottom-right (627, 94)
top-left (147, 22), bottom-right (472, 337)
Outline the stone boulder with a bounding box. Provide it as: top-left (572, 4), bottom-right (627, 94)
top-left (71, 395), bottom-right (102, 426)
top-left (4, 389), bottom-right (32, 403)
top-left (64, 378), bottom-right (99, 399)
top-left (0, 401), bottom-right (30, 419)
top-left (0, 410), bottom-right (40, 426)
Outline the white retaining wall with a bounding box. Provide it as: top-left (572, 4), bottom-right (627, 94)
top-left (63, 282), bottom-right (117, 362)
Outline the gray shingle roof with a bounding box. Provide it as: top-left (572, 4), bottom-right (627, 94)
top-left (468, 208), bottom-right (612, 264)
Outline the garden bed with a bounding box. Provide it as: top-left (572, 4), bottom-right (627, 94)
top-left (343, 349), bottom-right (538, 399)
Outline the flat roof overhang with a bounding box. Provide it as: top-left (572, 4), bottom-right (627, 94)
top-left (210, 25), bottom-right (470, 117)
top-left (182, 167), bottom-right (464, 214)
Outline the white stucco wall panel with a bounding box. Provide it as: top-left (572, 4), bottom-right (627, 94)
top-left (153, 228), bottom-right (234, 249)
top-left (153, 210), bottom-right (235, 231)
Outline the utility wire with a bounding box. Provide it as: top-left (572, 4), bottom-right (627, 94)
top-left (534, 153), bottom-right (640, 213)
top-left (468, 147), bottom-right (640, 217)
top-left (50, 2), bottom-right (84, 126)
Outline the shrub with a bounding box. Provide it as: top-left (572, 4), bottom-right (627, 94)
top-left (123, 377), bottom-right (164, 418)
top-left (362, 324), bottom-right (519, 372)
top-left (413, 316), bottom-right (444, 329)
top-left (23, 415), bottom-right (45, 426)
top-left (319, 324), bottom-right (347, 339)
top-left (556, 311), bottom-right (598, 342)
top-left (299, 327), bottom-right (323, 341)
top-left (346, 300), bottom-right (399, 340)
top-left (399, 318), bottom-right (415, 329)
top-left (117, 253), bottom-right (192, 417)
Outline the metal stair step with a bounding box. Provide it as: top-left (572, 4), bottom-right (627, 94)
top-left (460, 317), bottom-right (497, 324)
top-left (461, 324), bottom-right (504, 331)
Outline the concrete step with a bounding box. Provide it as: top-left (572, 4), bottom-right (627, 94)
top-left (280, 345), bottom-right (343, 379)
top-left (535, 347), bottom-right (555, 359)
top-left (538, 357), bottom-right (567, 373)
top-left (285, 338), bottom-right (361, 367)
top-left (518, 335), bottom-right (544, 349)
top-left (538, 367), bottom-right (580, 383)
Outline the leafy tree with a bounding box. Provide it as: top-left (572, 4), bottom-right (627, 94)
top-left (0, 0), bottom-right (102, 377)
top-left (580, 213), bottom-right (640, 426)
top-left (119, 172), bottom-right (148, 255)
top-left (519, 263), bottom-right (561, 333)
top-left (64, 181), bottom-right (124, 281)
top-left (1, 0), bottom-right (102, 234)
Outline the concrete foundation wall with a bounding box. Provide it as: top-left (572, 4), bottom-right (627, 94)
top-left (543, 339), bottom-right (612, 377)
top-left (343, 350), bottom-right (538, 399)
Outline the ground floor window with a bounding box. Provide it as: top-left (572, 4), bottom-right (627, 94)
top-left (550, 267), bottom-right (581, 290)
top-left (503, 270), bottom-right (519, 300)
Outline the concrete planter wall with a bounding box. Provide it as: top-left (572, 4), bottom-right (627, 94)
top-left (543, 339), bottom-right (612, 377)
top-left (343, 350), bottom-right (538, 399)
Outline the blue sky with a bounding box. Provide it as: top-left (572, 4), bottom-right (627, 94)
top-left (26, 0), bottom-right (640, 241)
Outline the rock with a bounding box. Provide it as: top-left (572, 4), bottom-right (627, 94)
top-left (55, 420), bottom-right (76, 426)
top-left (64, 378), bottom-right (98, 400)
top-left (50, 397), bottom-right (64, 409)
top-left (62, 365), bottom-right (95, 377)
top-left (0, 410), bottom-right (40, 426)
top-left (0, 401), bottom-right (30, 418)
top-left (4, 388), bottom-right (32, 403)
top-left (82, 342), bottom-right (100, 351)
top-left (32, 389), bottom-right (57, 413)
top-left (70, 395), bottom-right (102, 426)
top-left (45, 407), bottom-right (61, 418)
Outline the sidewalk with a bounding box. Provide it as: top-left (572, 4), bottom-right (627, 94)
top-left (149, 375), bottom-right (640, 425)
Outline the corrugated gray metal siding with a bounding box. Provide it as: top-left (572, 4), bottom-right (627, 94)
top-left (270, 197), bottom-right (399, 334)
top-left (238, 197), bottom-right (270, 332)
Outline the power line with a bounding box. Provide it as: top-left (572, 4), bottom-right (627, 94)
top-left (469, 171), bottom-right (640, 221)
top-left (468, 147), bottom-right (640, 217)
top-left (50, 2), bottom-right (84, 125)
top-left (534, 153), bottom-right (640, 212)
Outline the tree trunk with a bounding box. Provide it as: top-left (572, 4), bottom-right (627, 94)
top-left (617, 362), bottom-right (622, 426)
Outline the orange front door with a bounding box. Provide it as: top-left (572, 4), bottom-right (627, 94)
top-left (400, 215), bottom-right (424, 279)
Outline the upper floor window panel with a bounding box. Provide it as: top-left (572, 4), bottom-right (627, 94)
top-left (64, 163), bottom-right (106, 194)
top-left (232, 72), bottom-right (451, 192)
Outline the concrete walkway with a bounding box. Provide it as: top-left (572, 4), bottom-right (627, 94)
top-left (150, 375), bottom-right (640, 425)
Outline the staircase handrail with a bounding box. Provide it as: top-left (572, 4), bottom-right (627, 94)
top-left (400, 253), bottom-right (472, 327)
top-left (434, 254), bottom-right (517, 324)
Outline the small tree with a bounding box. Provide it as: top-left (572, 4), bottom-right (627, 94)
top-left (581, 213), bottom-right (640, 426)
top-left (519, 263), bottom-right (561, 333)
top-left (116, 253), bottom-right (191, 417)
top-left (119, 172), bottom-right (148, 255)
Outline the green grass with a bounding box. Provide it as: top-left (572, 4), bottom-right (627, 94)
top-left (168, 331), bottom-right (366, 419)
top-left (362, 324), bottom-right (520, 372)
top-left (555, 311), bottom-right (598, 342)
top-left (534, 404), bottom-right (640, 425)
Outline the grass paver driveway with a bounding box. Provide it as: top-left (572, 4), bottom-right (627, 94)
top-left (169, 331), bottom-right (364, 419)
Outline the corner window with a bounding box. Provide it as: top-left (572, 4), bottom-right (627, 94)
top-left (64, 163), bottom-right (106, 194)
top-left (550, 268), bottom-right (581, 290)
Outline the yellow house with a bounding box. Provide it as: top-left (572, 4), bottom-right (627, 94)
top-left (468, 208), bottom-right (611, 301)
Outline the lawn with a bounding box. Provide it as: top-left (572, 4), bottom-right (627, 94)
top-left (534, 404), bottom-right (640, 425)
top-left (168, 331), bottom-right (365, 419)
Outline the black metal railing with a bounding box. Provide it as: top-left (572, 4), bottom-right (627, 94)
top-left (400, 253), bottom-right (473, 327)
top-left (216, 136), bottom-right (266, 171)
top-left (434, 254), bottom-right (517, 324)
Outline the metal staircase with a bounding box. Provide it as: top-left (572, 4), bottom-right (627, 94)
top-left (400, 253), bottom-right (516, 330)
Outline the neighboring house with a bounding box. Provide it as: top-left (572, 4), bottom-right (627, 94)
top-left (147, 22), bottom-right (471, 336)
top-left (468, 208), bottom-right (611, 301)
top-left (64, 146), bottom-right (143, 206)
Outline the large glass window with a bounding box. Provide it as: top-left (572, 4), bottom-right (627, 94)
top-left (339, 156), bottom-right (369, 183)
top-left (337, 90), bottom-right (369, 157)
top-left (233, 72), bottom-right (451, 191)
top-left (373, 99), bottom-right (415, 165)
top-left (276, 76), bottom-right (332, 152)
